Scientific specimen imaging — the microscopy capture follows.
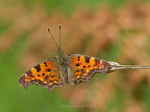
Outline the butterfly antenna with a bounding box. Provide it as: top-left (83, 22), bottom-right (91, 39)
top-left (47, 27), bottom-right (60, 51)
top-left (59, 24), bottom-right (61, 50)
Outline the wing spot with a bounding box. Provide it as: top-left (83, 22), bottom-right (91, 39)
top-left (83, 65), bottom-right (86, 68)
top-left (37, 74), bottom-right (40, 76)
top-left (88, 65), bottom-right (91, 67)
top-left (43, 81), bottom-right (47, 83)
top-left (51, 75), bottom-right (54, 78)
top-left (49, 83), bottom-right (53, 85)
top-left (86, 69), bottom-right (89, 73)
top-left (94, 62), bottom-right (98, 66)
top-left (77, 75), bottom-right (80, 78)
top-left (54, 81), bottom-right (58, 83)
top-left (42, 73), bottom-right (45, 76)
top-left (84, 56), bottom-right (91, 63)
top-left (34, 64), bottom-right (41, 72)
top-left (77, 56), bottom-right (80, 61)
top-left (44, 62), bottom-right (48, 67)
top-left (76, 63), bottom-right (80, 66)
top-left (84, 73), bottom-right (87, 76)
top-left (47, 69), bottom-right (51, 72)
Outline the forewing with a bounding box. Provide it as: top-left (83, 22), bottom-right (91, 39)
top-left (68, 54), bottom-right (111, 83)
top-left (19, 58), bottom-right (63, 93)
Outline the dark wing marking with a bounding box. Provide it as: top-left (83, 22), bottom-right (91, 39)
top-left (18, 58), bottom-right (64, 93)
top-left (68, 54), bottom-right (111, 83)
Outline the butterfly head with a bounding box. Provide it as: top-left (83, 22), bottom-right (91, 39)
top-left (57, 49), bottom-right (65, 57)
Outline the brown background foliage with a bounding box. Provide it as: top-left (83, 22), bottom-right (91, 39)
top-left (0, 0), bottom-right (150, 112)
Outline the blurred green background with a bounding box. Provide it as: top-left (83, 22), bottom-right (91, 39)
top-left (1, 0), bottom-right (150, 112)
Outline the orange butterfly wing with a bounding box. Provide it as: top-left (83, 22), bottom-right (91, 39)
top-left (19, 58), bottom-right (63, 92)
top-left (69, 54), bottom-right (111, 83)
top-left (19, 54), bottom-right (111, 92)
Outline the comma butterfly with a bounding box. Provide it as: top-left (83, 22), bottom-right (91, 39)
top-left (19, 25), bottom-right (150, 93)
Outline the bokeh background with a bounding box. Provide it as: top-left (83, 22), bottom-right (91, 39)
top-left (1, 0), bottom-right (150, 112)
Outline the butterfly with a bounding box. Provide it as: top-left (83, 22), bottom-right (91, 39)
top-left (19, 25), bottom-right (150, 93)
